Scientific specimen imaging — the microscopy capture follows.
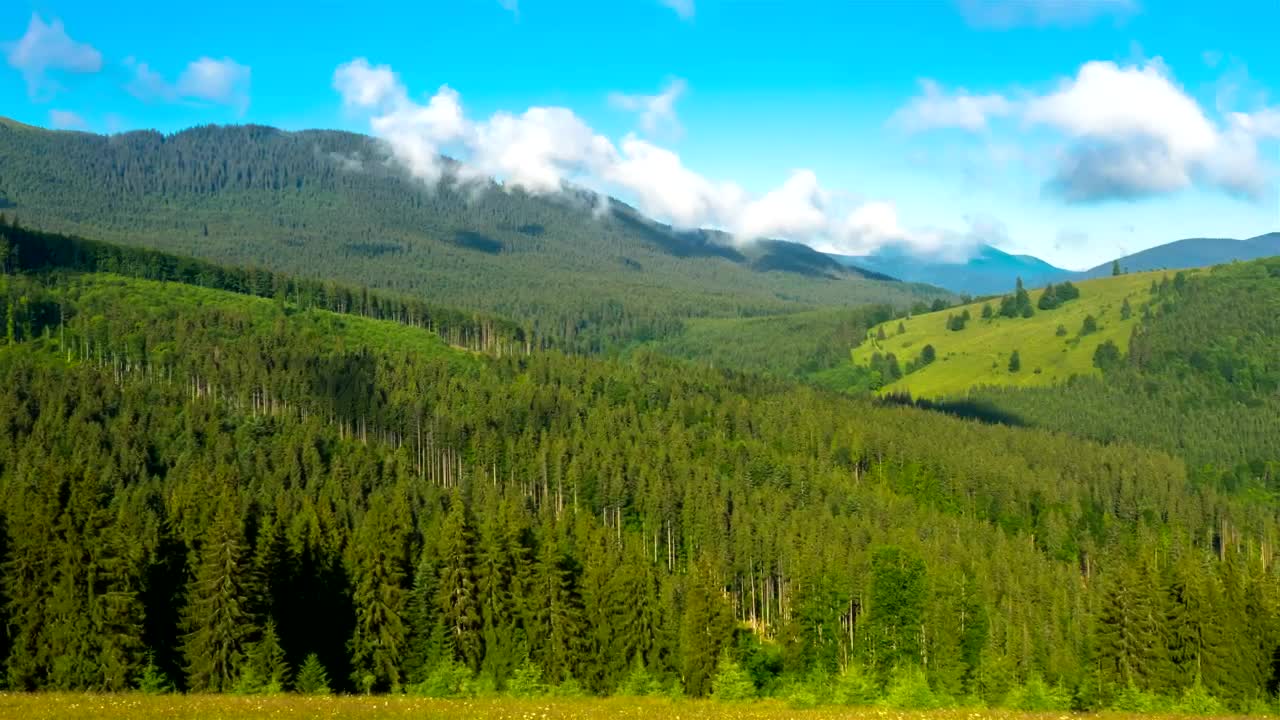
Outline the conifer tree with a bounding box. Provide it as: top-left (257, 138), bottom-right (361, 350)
top-left (529, 516), bottom-right (583, 684)
top-left (474, 492), bottom-right (517, 687)
top-left (348, 498), bottom-right (409, 692)
top-left (711, 651), bottom-right (756, 700)
top-left (182, 496), bottom-right (256, 692)
top-left (435, 493), bottom-right (481, 672)
top-left (866, 546), bottom-right (926, 678)
top-left (403, 549), bottom-right (440, 684)
top-left (243, 620), bottom-right (289, 692)
top-left (136, 653), bottom-right (173, 694)
top-left (679, 564), bottom-right (733, 696)
top-left (295, 653), bottom-right (331, 694)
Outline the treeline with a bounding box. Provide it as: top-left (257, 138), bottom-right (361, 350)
top-left (979, 278), bottom-right (1080, 321)
top-left (0, 217), bottom-right (530, 355)
top-left (0, 268), bottom-right (1276, 710)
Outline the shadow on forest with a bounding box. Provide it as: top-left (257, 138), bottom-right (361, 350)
top-left (307, 351), bottom-right (380, 423)
top-left (610, 209), bottom-right (745, 262)
top-left (878, 392), bottom-right (1028, 428)
top-left (451, 230), bottom-right (504, 254)
top-left (749, 240), bottom-right (847, 278)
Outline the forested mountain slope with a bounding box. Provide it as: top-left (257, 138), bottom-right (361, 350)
top-left (966, 257), bottom-right (1280, 477)
top-left (0, 120), bottom-right (943, 352)
top-left (0, 232), bottom-right (1277, 709)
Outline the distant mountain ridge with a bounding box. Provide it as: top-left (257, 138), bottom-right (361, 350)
top-left (829, 232), bottom-right (1280, 295)
top-left (830, 244), bottom-right (1072, 296)
top-left (0, 117), bottom-right (946, 353)
top-left (1079, 233), bottom-right (1280, 278)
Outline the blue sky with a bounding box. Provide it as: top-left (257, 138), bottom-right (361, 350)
top-left (2, 0), bottom-right (1277, 269)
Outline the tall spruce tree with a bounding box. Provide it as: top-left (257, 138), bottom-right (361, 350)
top-left (435, 493), bottom-right (481, 672)
top-left (182, 495), bottom-right (256, 692)
top-left (348, 496), bottom-right (409, 692)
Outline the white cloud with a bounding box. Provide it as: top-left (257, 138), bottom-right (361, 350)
top-left (125, 56), bottom-right (251, 113)
top-left (1025, 60), bottom-right (1267, 201)
top-left (736, 170), bottom-right (829, 240)
top-left (465, 107), bottom-right (616, 194)
top-left (177, 58), bottom-right (251, 111)
top-left (49, 109), bottom-right (87, 130)
top-left (890, 79), bottom-right (1013, 132)
top-left (1230, 107), bottom-right (1280, 139)
top-left (609, 78), bottom-right (687, 136)
top-left (333, 58), bottom-right (957, 256)
top-left (3, 14), bottom-right (102, 99)
top-left (956, 0), bottom-right (1136, 29)
top-left (604, 135), bottom-right (743, 228)
top-left (334, 57), bottom-right (404, 109)
top-left (659, 0), bottom-right (695, 20)
top-left (895, 59), bottom-right (1279, 202)
top-left (1025, 61), bottom-right (1216, 151)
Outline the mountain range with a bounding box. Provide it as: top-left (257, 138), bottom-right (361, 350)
top-left (1, 117), bottom-right (1273, 308)
top-left (831, 232), bottom-right (1280, 295)
top-left (0, 118), bottom-right (944, 352)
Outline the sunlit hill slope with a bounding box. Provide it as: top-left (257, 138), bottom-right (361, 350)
top-left (850, 270), bottom-right (1191, 398)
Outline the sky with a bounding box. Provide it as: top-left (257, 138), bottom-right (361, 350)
top-left (2, 0), bottom-right (1278, 270)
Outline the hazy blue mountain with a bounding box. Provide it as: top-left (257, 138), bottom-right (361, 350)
top-left (830, 232), bottom-right (1280, 295)
top-left (1080, 233), bottom-right (1280, 278)
top-left (828, 244), bottom-right (1073, 296)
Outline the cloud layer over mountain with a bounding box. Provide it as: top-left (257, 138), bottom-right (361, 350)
top-left (334, 58), bottom-right (962, 256)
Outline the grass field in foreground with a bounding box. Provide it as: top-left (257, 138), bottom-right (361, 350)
top-left (850, 269), bottom-right (1191, 399)
top-left (0, 694), bottom-right (1257, 720)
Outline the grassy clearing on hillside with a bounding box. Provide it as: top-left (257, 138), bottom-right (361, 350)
top-left (0, 695), bottom-right (1254, 720)
top-left (850, 270), bottom-right (1190, 398)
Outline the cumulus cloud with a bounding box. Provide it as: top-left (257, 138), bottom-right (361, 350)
top-left (334, 58), bottom-right (958, 256)
top-left (895, 59), bottom-right (1279, 202)
top-left (3, 14), bottom-right (102, 99)
top-left (659, 0), bottom-right (695, 20)
top-left (178, 57), bottom-right (251, 110)
top-left (49, 109), bottom-right (87, 130)
top-left (956, 0), bottom-right (1137, 29)
top-left (125, 56), bottom-right (251, 113)
top-left (609, 78), bottom-right (687, 137)
top-left (1026, 60), bottom-right (1272, 201)
top-left (889, 79), bottom-right (1013, 132)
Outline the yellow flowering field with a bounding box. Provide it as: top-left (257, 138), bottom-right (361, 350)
top-left (0, 695), bottom-right (1257, 720)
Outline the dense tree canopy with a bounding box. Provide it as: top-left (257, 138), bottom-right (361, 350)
top-left (0, 242), bottom-right (1276, 709)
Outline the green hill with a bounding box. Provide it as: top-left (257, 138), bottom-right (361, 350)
top-left (0, 231), bottom-right (1277, 707)
top-left (0, 119), bottom-right (944, 353)
top-left (965, 257), bottom-right (1280, 475)
top-left (850, 270), bottom-right (1182, 398)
